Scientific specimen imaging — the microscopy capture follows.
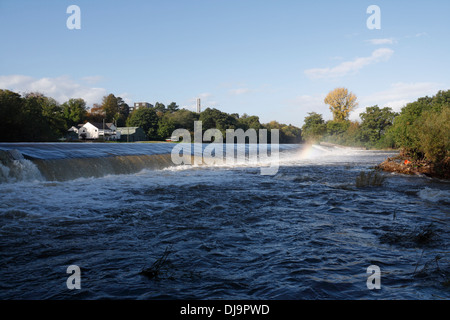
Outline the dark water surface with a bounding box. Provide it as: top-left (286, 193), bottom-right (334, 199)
top-left (0, 144), bottom-right (449, 299)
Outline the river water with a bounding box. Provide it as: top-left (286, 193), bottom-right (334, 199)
top-left (0, 143), bottom-right (448, 300)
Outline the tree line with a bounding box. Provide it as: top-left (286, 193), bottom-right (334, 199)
top-left (0, 90), bottom-right (302, 144)
top-left (302, 87), bottom-right (450, 164)
top-left (1, 87), bottom-right (448, 164)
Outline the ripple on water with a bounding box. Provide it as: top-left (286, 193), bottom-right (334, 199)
top-left (0, 148), bottom-right (449, 299)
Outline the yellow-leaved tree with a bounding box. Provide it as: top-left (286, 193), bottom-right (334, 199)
top-left (324, 88), bottom-right (358, 122)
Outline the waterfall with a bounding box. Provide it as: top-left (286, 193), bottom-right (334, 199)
top-left (32, 154), bottom-right (175, 181)
top-left (0, 150), bottom-right (43, 183)
top-left (0, 143), bottom-right (301, 183)
top-left (0, 149), bottom-right (176, 182)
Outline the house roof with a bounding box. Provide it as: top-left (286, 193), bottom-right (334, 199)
top-left (116, 127), bottom-right (142, 134)
top-left (87, 122), bottom-right (115, 130)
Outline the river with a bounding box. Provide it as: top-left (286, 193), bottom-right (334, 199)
top-left (0, 143), bottom-right (448, 299)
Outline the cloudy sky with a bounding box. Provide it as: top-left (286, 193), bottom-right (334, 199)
top-left (0, 0), bottom-right (449, 126)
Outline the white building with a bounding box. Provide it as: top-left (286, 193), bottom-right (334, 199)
top-left (68, 125), bottom-right (81, 134)
top-left (78, 122), bottom-right (121, 140)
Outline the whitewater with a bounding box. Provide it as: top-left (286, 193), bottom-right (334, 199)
top-left (0, 143), bottom-right (448, 299)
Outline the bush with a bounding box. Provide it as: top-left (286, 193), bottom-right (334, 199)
top-left (355, 171), bottom-right (386, 188)
top-left (413, 107), bottom-right (450, 162)
top-left (301, 112), bottom-right (327, 143)
top-left (387, 90), bottom-right (450, 162)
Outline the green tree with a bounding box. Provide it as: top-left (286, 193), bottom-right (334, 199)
top-left (62, 98), bottom-right (87, 127)
top-left (237, 114), bottom-right (262, 131)
top-left (0, 89), bottom-right (24, 141)
top-left (116, 97), bottom-right (130, 126)
top-left (21, 95), bottom-right (45, 141)
top-left (359, 106), bottom-right (397, 145)
top-left (157, 116), bottom-right (176, 140)
top-left (431, 90), bottom-right (450, 111)
top-left (40, 96), bottom-right (66, 139)
top-left (100, 94), bottom-right (129, 125)
top-left (263, 121), bottom-right (283, 143)
top-left (154, 102), bottom-right (166, 113)
top-left (22, 93), bottom-right (66, 141)
top-left (166, 109), bottom-right (199, 131)
top-left (387, 89), bottom-right (450, 159)
top-left (413, 107), bottom-right (450, 162)
top-left (263, 121), bottom-right (301, 144)
top-left (387, 99), bottom-right (429, 154)
top-left (280, 125), bottom-right (302, 144)
top-left (0, 90), bottom-right (67, 141)
top-left (199, 108), bottom-right (237, 134)
top-left (343, 121), bottom-right (363, 146)
top-left (301, 112), bottom-right (327, 143)
top-left (101, 94), bottom-right (119, 122)
top-left (126, 107), bottom-right (159, 140)
top-left (326, 120), bottom-right (350, 137)
top-left (167, 102), bottom-right (179, 113)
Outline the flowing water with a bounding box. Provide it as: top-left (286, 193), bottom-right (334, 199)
top-left (0, 143), bottom-right (449, 300)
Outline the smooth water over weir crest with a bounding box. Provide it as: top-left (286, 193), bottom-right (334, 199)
top-left (0, 143), bottom-right (296, 182)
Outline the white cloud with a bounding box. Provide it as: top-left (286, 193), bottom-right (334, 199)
top-left (290, 94), bottom-right (325, 110)
top-left (198, 92), bottom-right (212, 100)
top-left (286, 82), bottom-right (447, 124)
top-left (284, 94), bottom-right (332, 126)
top-left (0, 74), bottom-right (107, 107)
top-left (117, 92), bottom-right (133, 106)
top-left (351, 82), bottom-right (447, 121)
top-left (415, 32), bottom-right (428, 37)
top-left (304, 48), bottom-right (394, 79)
top-left (366, 38), bottom-right (396, 45)
top-left (229, 88), bottom-right (251, 95)
top-left (404, 32), bottom-right (429, 39)
top-left (198, 92), bottom-right (218, 106)
top-left (81, 75), bottom-right (104, 84)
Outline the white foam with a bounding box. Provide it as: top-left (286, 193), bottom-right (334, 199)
top-left (0, 163), bottom-right (11, 183)
top-left (0, 159), bottom-right (43, 183)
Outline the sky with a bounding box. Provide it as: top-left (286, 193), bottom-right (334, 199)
top-left (0, 0), bottom-right (449, 127)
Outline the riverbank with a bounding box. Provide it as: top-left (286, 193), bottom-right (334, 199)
top-left (376, 155), bottom-right (450, 180)
top-left (318, 142), bottom-right (449, 180)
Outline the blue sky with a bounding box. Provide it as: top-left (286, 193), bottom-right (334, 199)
top-left (1, 0), bottom-right (449, 126)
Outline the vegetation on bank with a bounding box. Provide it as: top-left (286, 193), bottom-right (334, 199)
top-left (1, 87), bottom-right (448, 177)
top-left (301, 87), bottom-right (398, 150)
top-left (301, 88), bottom-right (449, 178)
top-left (0, 89), bottom-right (301, 144)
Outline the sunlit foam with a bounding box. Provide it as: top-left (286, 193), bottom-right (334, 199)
top-left (298, 144), bottom-right (321, 159)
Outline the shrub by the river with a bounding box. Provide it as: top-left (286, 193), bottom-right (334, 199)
top-left (355, 171), bottom-right (386, 188)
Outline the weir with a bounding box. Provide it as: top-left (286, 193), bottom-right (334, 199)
top-left (0, 143), bottom-right (300, 183)
top-left (0, 143), bottom-right (178, 183)
top-left (0, 149), bottom-right (175, 182)
top-left (31, 154), bottom-right (175, 181)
